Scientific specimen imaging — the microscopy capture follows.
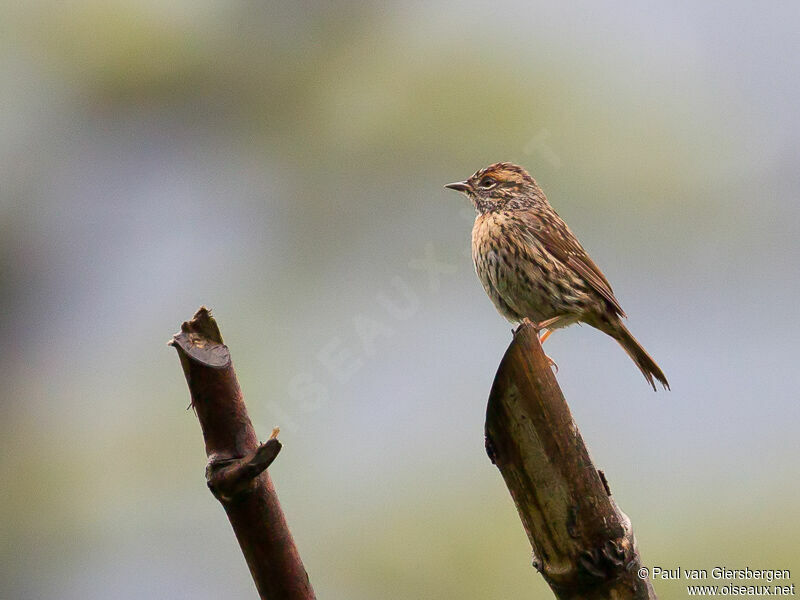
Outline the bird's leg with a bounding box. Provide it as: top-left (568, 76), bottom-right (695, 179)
top-left (538, 330), bottom-right (558, 371)
top-left (514, 317), bottom-right (559, 372)
top-left (535, 317), bottom-right (563, 372)
top-left (536, 316), bottom-right (563, 330)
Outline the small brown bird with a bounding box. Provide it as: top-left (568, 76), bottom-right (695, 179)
top-left (446, 162), bottom-right (669, 390)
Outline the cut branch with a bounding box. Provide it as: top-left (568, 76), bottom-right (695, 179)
top-left (170, 307), bottom-right (315, 600)
top-left (485, 322), bottom-right (656, 599)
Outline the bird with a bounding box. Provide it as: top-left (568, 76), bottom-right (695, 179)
top-left (445, 162), bottom-right (669, 391)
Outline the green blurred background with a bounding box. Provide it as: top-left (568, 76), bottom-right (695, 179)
top-left (2, 2), bottom-right (798, 598)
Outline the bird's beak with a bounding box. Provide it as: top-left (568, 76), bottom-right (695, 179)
top-left (444, 180), bottom-right (471, 193)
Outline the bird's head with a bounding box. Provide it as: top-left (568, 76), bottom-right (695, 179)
top-left (445, 162), bottom-right (543, 213)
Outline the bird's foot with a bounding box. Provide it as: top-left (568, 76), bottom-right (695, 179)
top-left (513, 319), bottom-right (558, 371)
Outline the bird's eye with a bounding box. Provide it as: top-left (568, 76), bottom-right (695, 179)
top-left (479, 177), bottom-right (497, 189)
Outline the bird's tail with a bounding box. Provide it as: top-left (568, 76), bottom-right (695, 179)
top-left (605, 320), bottom-right (669, 391)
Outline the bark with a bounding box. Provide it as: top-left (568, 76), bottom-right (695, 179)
top-left (485, 322), bottom-right (656, 599)
top-left (170, 307), bottom-right (315, 600)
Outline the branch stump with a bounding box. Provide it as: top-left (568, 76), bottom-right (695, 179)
top-left (485, 322), bottom-right (656, 599)
top-left (170, 307), bottom-right (315, 600)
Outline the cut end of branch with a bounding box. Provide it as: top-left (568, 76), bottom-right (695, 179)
top-left (182, 306), bottom-right (224, 343)
top-left (169, 306), bottom-right (230, 368)
top-left (512, 318), bottom-right (540, 342)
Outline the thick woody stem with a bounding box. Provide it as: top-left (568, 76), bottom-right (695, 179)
top-left (485, 322), bottom-right (656, 599)
top-left (170, 307), bottom-right (315, 600)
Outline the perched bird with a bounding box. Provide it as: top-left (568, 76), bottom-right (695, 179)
top-left (445, 162), bottom-right (669, 390)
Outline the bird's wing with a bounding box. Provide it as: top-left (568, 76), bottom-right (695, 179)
top-left (518, 209), bottom-right (626, 318)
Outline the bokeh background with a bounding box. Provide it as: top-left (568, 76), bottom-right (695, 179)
top-left (2, 2), bottom-right (799, 598)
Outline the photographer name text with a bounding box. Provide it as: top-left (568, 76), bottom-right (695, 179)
top-left (649, 567), bottom-right (791, 582)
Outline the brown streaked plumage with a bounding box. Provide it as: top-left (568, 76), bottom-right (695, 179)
top-left (445, 162), bottom-right (669, 391)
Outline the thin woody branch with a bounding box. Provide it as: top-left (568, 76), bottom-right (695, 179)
top-left (485, 322), bottom-right (656, 599)
top-left (170, 307), bottom-right (315, 600)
